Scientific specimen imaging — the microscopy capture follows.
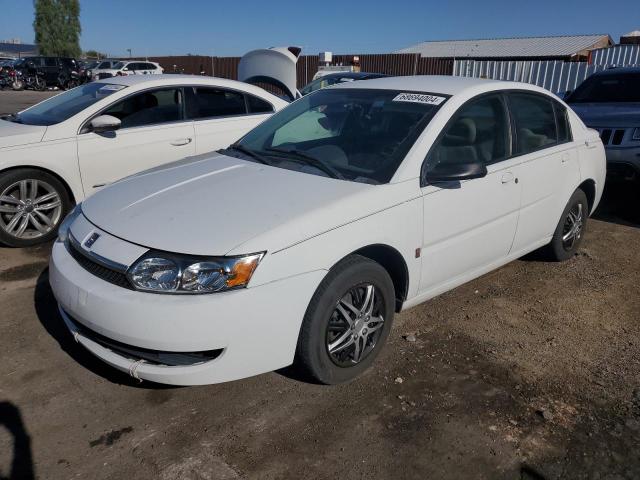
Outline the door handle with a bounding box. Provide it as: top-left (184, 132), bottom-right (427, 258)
top-left (585, 139), bottom-right (599, 149)
top-left (501, 172), bottom-right (515, 184)
top-left (170, 138), bottom-right (192, 146)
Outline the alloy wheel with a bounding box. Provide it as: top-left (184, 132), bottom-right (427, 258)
top-left (562, 202), bottom-right (583, 250)
top-left (0, 179), bottom-right (63, 239)
top-left (326, 283), bottom-right (385, 367)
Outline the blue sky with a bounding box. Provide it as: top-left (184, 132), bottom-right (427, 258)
top-left (0, 0), bottom-right (637, 57)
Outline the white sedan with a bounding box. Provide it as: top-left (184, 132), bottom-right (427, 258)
top-left (49, 76), bottom-right (605, 386)
top-left (0, 75), bottom-right (287, 246)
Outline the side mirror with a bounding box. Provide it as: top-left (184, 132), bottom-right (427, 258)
top-left (425, 162), bottom-right (487, 183)
top-left (90, 115), bottom-right (121, 134)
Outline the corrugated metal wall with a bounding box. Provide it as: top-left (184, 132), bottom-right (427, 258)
top-left (589, 44), bottom-right (640, 66)
top-left (454, 54), bottom-right (640, 93)
top-left (146, 54), bottom-right (453, 87)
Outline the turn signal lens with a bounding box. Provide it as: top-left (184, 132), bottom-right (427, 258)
top-left (226, 254), bottom-right (262, 288)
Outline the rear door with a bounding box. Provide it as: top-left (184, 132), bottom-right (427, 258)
top-left (77, 87), bottom-right (195, 193)
top-left (186, 86), bottom-right (275, 154)
top-left (418, 93), bottom-right (522, 295)
top-left (506, 92), bottom-right (581, 252)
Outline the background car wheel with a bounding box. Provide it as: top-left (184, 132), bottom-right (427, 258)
top-left (545, 188), bottom-right (588, 261)
top-left (0, 169), bottom-right (72, 247)
top-left (295, 254), bottom-right (395, 385)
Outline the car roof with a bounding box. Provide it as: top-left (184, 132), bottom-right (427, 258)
top-left (332, 74), bottom-right (547, 96)
top-left (320, 72), bottom-right (388, 80)
top-left (592, 66), bottom-right (640, 76)
top-left (94, 74), bottom-right (288, 105)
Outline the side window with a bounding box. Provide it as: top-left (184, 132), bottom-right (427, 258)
top-left (146, 63), bottom-right (158, 70)
top-left (509, 93), bottom-right (558, 155)
top-left (426, 94), bottom-right (509, 172)
top-left (554, 103), bottom-right (572, 144)
top-left (44, 57), bottom-right (58, 67)
top-left (102, 88), bottom-right (183, 129)
top-left (246, 94), bottom-right (274, 114)
top-left (187, 88), bottom-right (247, 119)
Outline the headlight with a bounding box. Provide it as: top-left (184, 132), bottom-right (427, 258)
top-left (127, 252), bottom-right (264, 294)
top-left (57, 204), bottom-right (82, 243)
top-left (632, 128), bottom-right (640, 141)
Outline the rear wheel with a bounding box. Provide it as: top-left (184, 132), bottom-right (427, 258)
top-left (295, 255), bottom-right (395, 384)
top-left (0, 169), bottom-right (71, 247)
top-left (545, 189), bottom-right (588, 261)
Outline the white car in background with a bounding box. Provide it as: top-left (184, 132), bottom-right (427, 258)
top-left (93, 60), bottom-right (163, 80)
top-left (50, 76), bottom-right (605, 386)
top-left (0, 75), bottom-right (287, 246)
top-left (88, 59), bottom-right (122, 80)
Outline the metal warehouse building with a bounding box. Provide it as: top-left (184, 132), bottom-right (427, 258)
top-left (395, 34), bottom-right (613, 61)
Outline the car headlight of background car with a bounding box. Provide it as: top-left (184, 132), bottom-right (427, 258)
top-left (57, 204), bottom-right (83, 244)
top-left (127, 252), bottom-right (265, 294)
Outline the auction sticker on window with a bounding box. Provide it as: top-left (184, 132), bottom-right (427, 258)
top-left (392, 93), bottom-right (446, 105)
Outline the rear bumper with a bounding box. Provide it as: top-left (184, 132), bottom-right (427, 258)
top-left (50, 241), bottom-right (325, 385)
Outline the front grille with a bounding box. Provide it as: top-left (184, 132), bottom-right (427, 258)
top-left (67, 240), bottom-right (133, 290)
top-left (64, 311), bottom-right (223, 366)
top-left (598, 128), bottom-right (627, 146)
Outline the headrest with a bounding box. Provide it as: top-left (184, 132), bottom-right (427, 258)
top-left (443, 117), bottom-right (477, 146)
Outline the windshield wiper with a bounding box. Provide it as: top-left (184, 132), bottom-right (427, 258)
top-left (219, 143), bottom-right (272, 166)
top-left (265, 147), bottom-right (345, 180)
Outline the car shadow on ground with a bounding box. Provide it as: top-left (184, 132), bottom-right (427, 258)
top-left (33, 268), bottom-right (177, 390)
top-left (0, 401), bottom-right (35, 480)
top-left (592, 181), bottom-right (640, 229)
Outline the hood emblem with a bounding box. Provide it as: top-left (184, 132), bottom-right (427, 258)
top-left (84, 232), bottom-right (100, 249)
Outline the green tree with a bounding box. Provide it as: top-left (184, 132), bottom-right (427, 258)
top-left (33, 0), bottom-right (81, 57)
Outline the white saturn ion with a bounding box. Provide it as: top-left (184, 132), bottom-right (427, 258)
top-left (49, 76), bottom-right (606, 386)
top-left (0, 75), bottom-right (287, 247)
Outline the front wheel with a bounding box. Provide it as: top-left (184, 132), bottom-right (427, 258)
top-left (295, 255), bottom-right (395, 384)
top-left (544, 189), bottom-right (589, 261)
top-left (12, 78), bottom-right (24, 90)
top-left (0, 169), bottom-right (71, 247)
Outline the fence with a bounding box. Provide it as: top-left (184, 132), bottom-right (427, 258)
top-left (590, 44), bottom-right (640, 66)
top-left (453, 55), bottom-right (640, 93)
top-left (146, 53), bottom-right (453, 88)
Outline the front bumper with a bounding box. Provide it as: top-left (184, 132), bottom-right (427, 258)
top-left (604, 146), bottom-right (640, 181)
top-left (49, 241), bottom-right (325, 385)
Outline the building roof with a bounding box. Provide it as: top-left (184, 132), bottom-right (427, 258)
top-left (0, 42), bottom-right (38, 57)
top-left (395, 34), bottom-right (612, 59)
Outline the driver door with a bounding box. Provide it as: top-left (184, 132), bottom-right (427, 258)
top-left (418, 93), bottom-right (522, 295)
top-left (77, 87), bottom-right (195, 194)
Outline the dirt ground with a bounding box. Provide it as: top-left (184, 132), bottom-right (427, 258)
top-left (0, 90), bottom-right (58, 116)
top-left (0, 91), bottom-right (639, 479)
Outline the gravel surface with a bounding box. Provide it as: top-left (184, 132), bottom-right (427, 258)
top-left (0, 92), bottom-right (639, 479)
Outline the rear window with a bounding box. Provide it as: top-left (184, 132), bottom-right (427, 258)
top-left (567, 72), bottom-right (640, 103)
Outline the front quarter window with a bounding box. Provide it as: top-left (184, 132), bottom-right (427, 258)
top-left (234, 88), bottom-right (447, 184)
top-left (8, 83), bottom-right (126, 126)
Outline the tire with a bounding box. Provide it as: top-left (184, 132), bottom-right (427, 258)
top-left (12, 79), bottom-right (24, 91)
top-left (0, 169), bottom-right (72, 247)
top-left (294, 254), bottom-right (395, 384)
top-left (545, 188), bottom-right (588, 261)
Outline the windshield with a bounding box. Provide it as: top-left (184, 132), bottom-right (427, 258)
top-left (567, 72), bottom-right (640, 103)
top-left (113, 62), bottom-right (125, 69)
top-left (10, 83), bottom-right (126, 126)
top-left (232, 88), bottom-right (447, 184)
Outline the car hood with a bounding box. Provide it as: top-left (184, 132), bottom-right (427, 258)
top-left (568, 102), bottom-right (640, 128)
top-left (81, 153), bottom-right (394, 256)
top-left (0, 120), bottom-right (47, 148)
